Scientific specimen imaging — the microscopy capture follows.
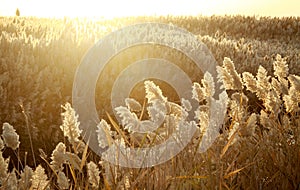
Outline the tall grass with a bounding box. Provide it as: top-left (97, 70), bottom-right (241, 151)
top-left (0, 55), bottom-right (299, 189)
top-left (0, 15), bottom-right (299, 189)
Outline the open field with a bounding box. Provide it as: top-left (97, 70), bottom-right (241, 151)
top-left (0, 15), bottom-right (299, 189)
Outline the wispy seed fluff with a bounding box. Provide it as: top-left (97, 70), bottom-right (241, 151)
top-left (217, 57), bottom-right (243, 90)
top-left (0, 137), bottom-right (4, 150)
top-left (243, 66), bottom-right (272, 101)
top-left (31, 165), bottom-right (49, 190)
top-left (18, 166), bottom-right (33, 190)
top-left (64, 152), bottom-right (82, 171)
top-left (242, 72), bottom-right (257, 92)
top-left (201, 72), bottom-right (215, 98)
top-left (87, 161), bottom-right (100, 188)
top-left (144, 80), bottom-right (168, 124)
top-left (271, 77), bottom-right (284, 97)
top-left (0, 152), bottom-right (9, 182)
top-left (192, 82), bottom-right (205, 102)
top-left (181, 98), bottom-right (192, 112)
top-left (283, 74), bottom-right (300, 113)
top-left (50, 142), bottom-right (66, 172)
top-left (265, 89), bottom-right (281, 115)
top-left (7, 169), bottom-right (18, 190)
top-left (255, 66), bottom-right (271, 100)
top-left (229, 92), bottom-right (248, 121)
top-left (194, 105), bottom-right (209, 133)
top-left (288, 74), bottom-right (300, 91)
top-left (144, 80), bottom-right (167, 103)
top-left (125, 98), bottom-right (142, 112)
top-left (60, 103), bottom-right (82, 144)
top-left (192, 72), bottom-right (215, 102)
top-left (2, 122), bottom-right (20, 150)
top-left (115, 106), bottom-right (140, 133)
top-left (228, 122), bottom-right (240, 145)
top-left (96, 119), bottom-right (113, 148)
top-left (57, 171), bottom-right (69, 190)
top-left (273, 54), bottom-right (289, 85)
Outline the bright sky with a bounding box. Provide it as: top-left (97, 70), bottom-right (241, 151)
top-left (0, 0), bottom-right (299, 18)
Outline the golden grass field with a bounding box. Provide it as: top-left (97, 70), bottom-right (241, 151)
top-left (0, 15), bottom-right (299, 189)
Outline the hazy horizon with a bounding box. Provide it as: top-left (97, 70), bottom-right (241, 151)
top-left (1, 0), bottom-right (300, 18)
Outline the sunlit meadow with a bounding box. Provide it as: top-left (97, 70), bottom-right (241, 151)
top-left (0, 13), bottom-right (299, 189)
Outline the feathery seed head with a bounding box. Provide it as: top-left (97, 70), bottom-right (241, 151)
top-left (50, 142), bottom-right (66, 172)
top-left (2, 122), bottom-right (20, 150)
top-left (60, 102), bottom-right (82, 144)
top-left (57, 171), bottom-right (69, 190)
top-left (87, 161), bottom-right (100, 188)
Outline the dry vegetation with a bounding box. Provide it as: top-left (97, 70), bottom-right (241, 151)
top-left (0, 15), bottom-right (299, 189)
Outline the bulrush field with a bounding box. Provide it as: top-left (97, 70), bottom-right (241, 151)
top-left (0, 15), bottom-right (300, 189)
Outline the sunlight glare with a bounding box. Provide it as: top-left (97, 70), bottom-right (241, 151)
top-left (1, 0), bottom-right (300, 18)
